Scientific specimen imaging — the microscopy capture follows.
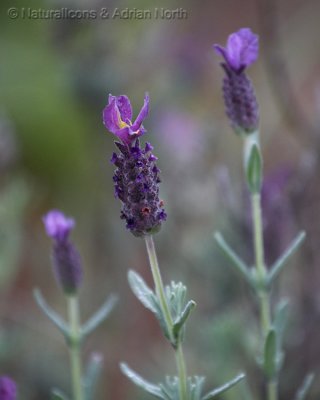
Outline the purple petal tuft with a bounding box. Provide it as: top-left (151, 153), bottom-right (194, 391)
top-left (103, 93), bottom-right (149, 144)
top-left (43, 210), bottom-right (75, 241)
top-left (214, 28), bottom-right (259, 71)
top-left (131, 93), bottom-right (149, 132)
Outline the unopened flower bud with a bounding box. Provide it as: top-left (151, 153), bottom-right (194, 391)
top-left (43, 210), bottom-right (83, 295)
top-left (214, 28), bottom-right (259, 134)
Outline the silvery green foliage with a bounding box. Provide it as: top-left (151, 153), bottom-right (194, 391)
top-left (34, 289), bottom-right (117, 342)
top-left (34, 289), bottom-right (117, 397)
top-left (215, 227), bottom-right (308, 385)
top-left (51, 389), bottom-right (69, 400)
top-left (84, 353), bottom-right (104, 400)
top-left (294, 373), bottom-right (315, 400)
top-left (215, 231), bottom-right (306, 291)
top-left (128, 270), bottom-right (195, 347)
top-left (165, 281), bottom-right (196, 345)
top-left (125, 270), bottom-right (245, 399)
top-left (121, 363), bottom-right (245, 400)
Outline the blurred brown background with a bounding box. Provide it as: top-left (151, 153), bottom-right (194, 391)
top-left (1, 0), bottom-right (320, 398)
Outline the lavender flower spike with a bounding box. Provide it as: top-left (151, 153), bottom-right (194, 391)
top-left (103, 94), bottom-right (166, 237)
top-left (0, 376), bottom-right (17, 400)
top-left (214, 28), bottom-right (259, 134)
top-left (43, 210), bottom-right (83, 295)
top-left (103, 93), bottom-right (149, 145)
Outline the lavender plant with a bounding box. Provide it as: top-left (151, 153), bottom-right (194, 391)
top-left (103, 93), bottom-right (245, 400)
top-left (35, 210), bottom-right (117, 400)
top-left (213, 28), bottom-right (314, 400)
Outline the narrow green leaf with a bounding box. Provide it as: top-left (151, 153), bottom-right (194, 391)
top-left (51, 389), bottom-right (69, 400)
top-left (273, 299), bottom-right (289, 347)
top-left (264, 329), bottom-right (277, 379)
top-left (189, 376), bottom-right (205, 400)
top-left (294, 373), bottom-right (315, 400)
top-left (82, 294), bottom-right (118, 337)
top-left (173, 300), bottom-right (196, 338)
top-left (202, 373), bottom-right (245, 400)
top-left (84, 353), bottom-right (103, 400)
top-left (268, 231), bottom-right (306, 284)
top-left (33, 288), bottom-right (69, 336)
top-left (246, 143), bottom-right (262, 193)
top-left (214, 232), bottom-right (251, 284)
top-left (128, 270), bottom-right (159, 314)
top-left (120, 363), bottom-right (164, 399)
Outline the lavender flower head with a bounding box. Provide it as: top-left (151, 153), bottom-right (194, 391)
top-left (102, 94), bottom-right (166, 237)
top-left (0, 376), bottom-right (17, 400)
top-left (43, 210), bottom-right (83, 295)
top-left (214, 28), bottom-right (259, 134)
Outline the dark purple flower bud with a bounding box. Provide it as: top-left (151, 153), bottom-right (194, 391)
top-left (43, 210), bottom-right (83, 295)
top-left (214, 28), bottom-right (259, 134)
top-left (0, 376), bottom-right (17, 400)
top-left (112, 137), bottom-right (166, 237)
top-left (102, 93), bottom-right (149, 145)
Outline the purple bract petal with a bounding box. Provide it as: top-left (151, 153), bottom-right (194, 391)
top-left (115, 95), bottom-right (132, 123)
top-left (43, 210), bottom-right (75, 241)
top-left (103, 93), bottom-right (149, 145)
top-left (0, 376), bottom-right (17, 400)
top-left (103, 97), bottom-right (120, 134)
top-left (214, 28), bottom-right (259, 71)
top-left (131, 93), bottom-right (149, 132)
top-left (116, 126), bottom-right (132, 144)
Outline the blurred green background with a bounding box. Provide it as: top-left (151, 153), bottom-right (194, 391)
top-left (1, 0), bottom-right (320, 398)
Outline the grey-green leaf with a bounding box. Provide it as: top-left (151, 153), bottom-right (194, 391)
top-left (264, 329), bottom-right (277, 379)
top-left (82, 294), bottom-right (118, 337)
top-left (246, 143), bottom-right (262, 193)
top-left (128, 270), bottom-right (159, 314)
top-left (51, 389), bottom-right (69, 400)
top-left (33, 288), bottom-right (69, 337)
top-left (84, 353), bottom-right (103, 400)
top-left (294, 373), bottom-right (315, 400)
top-left (268, 231), bottom-right (306, 284)
top-left (214, 232), bottom-right (251, 285)
top-left (120, 363), bottom-right (164, 399)
top-left (173, 300), bottom-right (196, 339)
top-left (202, 373), bottom-right (245, 400)
top-left (273, 299), bottom-right (289, 348)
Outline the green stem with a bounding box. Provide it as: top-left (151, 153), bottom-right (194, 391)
top-left (145, 235), bottom-right (188, 400)
top-left (252, 193), bottom-right (271, 332)
top-left (67, 296), bottom-right (84, 400)
top-left (175, 343), bottom-right (188, 400)
top-left (251, 193), bottom-right (277, 400)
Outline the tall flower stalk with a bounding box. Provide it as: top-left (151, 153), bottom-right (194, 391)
top-left (35, 210), bottom-right (117, 400)
top-left (145, 235), bottom-right (188, 400)
top-left (103, 93), bottom-right (245, 400)
top-left (214, 28), bottom-right (313, 400)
